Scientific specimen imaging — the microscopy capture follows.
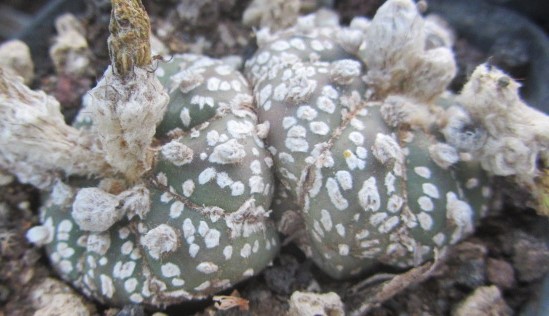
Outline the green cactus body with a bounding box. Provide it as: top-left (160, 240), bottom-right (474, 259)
top-left (245, 25), bottom-right (491, 279)
top-left (40, 54), bottom-right (279, 306)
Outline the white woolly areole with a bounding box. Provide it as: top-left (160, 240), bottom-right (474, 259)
top-left (72, 188), bottom-right (124, 232)
top-left (118, 184), bottom-right (151, 220)
top-left (372, 133), bottom-right (404, 164)
top-left (140, 224), bottom-right (179, 260)
top-left (209, 139), bottom-right (246, 164)
top-left (0, 70), bottom-right (107, 188)
top-left (161, 140), bottom-right (194, 166)
top-left (446, 192), bottom-right (474, 244)
top-left (87, 67), bottom-right (169, 180)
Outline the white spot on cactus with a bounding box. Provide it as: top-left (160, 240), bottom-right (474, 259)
top-left (297, 105), bottom-right (318, 121)
top-left (311, 40), bottom-right (324, 51)
top-left (272, 40), bottom-right (290, 51)
top-left (207, 77), bottom-right (221, 91)
top-left (119, 227), bottom-right (130, 239)
top-left (121, 241), bottom-right (133, 255)
top-left (99, 257), bottom-right (108, 266)
top-left (338, 244), bottom-right (350, 256)
top-left (344, 150), bottom-right (365, 170)
top-left (385, 172), bottom-right (396, 194)
top-left (209, 139), bottom-right (246, 164)
top-left (259, 84), bottom-right (272, 106)
top-left (429, 143), bottom-right (459, 169)
top-left (220, 81), bottom-right (231, 91)
top-left (223, 245), bottom-right (233, 260)
top-left (336, 224), bottom-right (346, 237)
top-left (356, 229), bottom-right (369, 240)
top-left (58, 260), bottom-right (73, 274)
top-left (320, 209), bottom-right (333, 232)
top-left (423, 183), bottom-right (440, 199)
top-left (113, 261), bottom-right (136, 279)
top-left (191, 95), bottom-right (215, 109)
top-left (194, 281), bottom-right (211, 291)
top-left (379, 216), bottom-right (400, 233)
top-left (370, 213), bottom-right (388, 226)
top-left (256, 51), bottom-right (270, 64)
top-left (240, 243), bottom-right (252, 258)
top-left (206, 130), bottom-right (220, 146)
top-left (446, 192), bottom-right (474, 244)
top-left (350, 118), bottom-right (365, 130)
top-left (161, 263), bottom-right (181, 277)
top-left (310, 121), bottom-right (330, 135)
top-left (100, 275), bottom-right (115, 298)
top-left (189, 243), bottom-right (200, 258)
top-left (173, 69), bottom-right (204, 93)
top-left (285, 136), bottom-right (309, 152)
top-left (313, 220), bottom-right (325, 238)
top-left (197, 262), bottom-right (218, 274)
top-left (414, 166), bottom-right (431, 179)
top-left (418, 212), bottom-right (433, 231)
top-left (199, 167), bottom-right (217, 184)
top-left (141, 224), bottom-right (178, 260)
top-left (130, 293), bottom-right (143, 303)
top-left (290, 38), bottom-right (306, 50)
top-left (273, 83), bottom-right (288, 101)
top-left (283, 117), bottom-right (297, 129)
top-left (216, 172), bottom-right (234, 188)
top-left (359, 177), bottom-right (381, 212)
top-left (465, 178), bottom-right (479, 189)
top-left (250, 160), bottom-right (262, 175)
top-left (433, 233), bottom-right (446, 247)
top-left (180, 108), bottom-right (191, 127)
top-left (182, 218), bottom-right (195, 240)
top-left (349, 132), bottom-right (364, 146)
top-left (182, 180), bottom-right (195, 197)
top-left (372, 133), bottom-right (403, 164)
top-left (317, 96), bottom-right (336, 113)
top-left (160, 192), bottom-right (172, 203)
top-left (172, 278), bottom-right (185, 287)
top-left (387, 194), bottom-right (404, 213)
top-left (326, 177), bottom-right (349, 210)
top-left (231, 181), bottom-right (245, 196)
top-left (156, 172), bottom-right (168, 186)
top-left (124, 278), bottom-right (138, 293)
top-left (57, 242), bottom-right (75, 258)
top-left (243, 268), bottom-right (254, 277)
top-left (336, 170), bottom-right (353, 190)
top-left (87, 233), bottom-right (111, 255)
top-left (356, 147), bottom-right (368, 159)
top-left (249, 176), bottom-right (265, 194)
top-left (204, 229), bottom-right (221, 248)
top-left (170, 201), bottom-right (185, 218)
top-left (418, 196), bottom-right (434, 211)
top-left (227, 120), bottom-right (254, 139)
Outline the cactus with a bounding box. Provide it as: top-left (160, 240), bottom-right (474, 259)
top-left (244, 0), bottom-right (492, 279)
top-left (30, 53), bottom-right (279, 307)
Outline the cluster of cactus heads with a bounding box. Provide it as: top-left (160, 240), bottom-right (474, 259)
top-left (2, 0), bottom-right (546, 309)
top-left (244, 0), bottom-right (492, 278)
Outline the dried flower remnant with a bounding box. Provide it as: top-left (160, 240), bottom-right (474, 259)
top-left (108, 0), bottom-right (152, 77)
top-left (213, 290), bottom-right (249, 311)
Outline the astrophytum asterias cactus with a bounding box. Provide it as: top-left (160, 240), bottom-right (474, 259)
top-left (33, 53), bottom-right (279, 307)
top-left (244, 0), bottom-right (492, 279)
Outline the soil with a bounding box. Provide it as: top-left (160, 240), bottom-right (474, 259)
top-left (0, 1), bottom-right (548, 315)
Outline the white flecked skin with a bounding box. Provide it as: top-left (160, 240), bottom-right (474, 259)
top-left (244, 0), bottom-right (491, 279)
top-left (40, 55), bottom-right (279, 307)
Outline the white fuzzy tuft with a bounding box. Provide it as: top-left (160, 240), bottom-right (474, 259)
top-left (72, 188), bottom-right (124, 232)
top-left (140, 224), bottom-right (179, 260)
